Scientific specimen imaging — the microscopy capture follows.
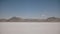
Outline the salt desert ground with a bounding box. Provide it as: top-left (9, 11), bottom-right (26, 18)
top-left (0, 22), bottom-right (60, 34)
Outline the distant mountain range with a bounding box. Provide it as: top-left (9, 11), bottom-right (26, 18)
top-left (0, 17), bottom-right (60, 22)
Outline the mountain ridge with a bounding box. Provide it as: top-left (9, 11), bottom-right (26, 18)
top-left (0, 17), bottom-right (60, 22)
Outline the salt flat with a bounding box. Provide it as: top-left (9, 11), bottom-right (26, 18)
top-left (0, 22), bottom-right (60, 34)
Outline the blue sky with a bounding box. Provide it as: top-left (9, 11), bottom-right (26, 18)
top-left (0, 0), bottom-right (60, 19)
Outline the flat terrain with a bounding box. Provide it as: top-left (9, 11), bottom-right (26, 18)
top-left (0, 22), bottom-right (60, 34)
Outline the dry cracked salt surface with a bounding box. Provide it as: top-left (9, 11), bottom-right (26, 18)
top-left (0, 22), bottom-right (60, 34)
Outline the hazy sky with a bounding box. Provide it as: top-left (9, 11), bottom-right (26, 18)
top-left (0, 0), bottom-right (60, 19)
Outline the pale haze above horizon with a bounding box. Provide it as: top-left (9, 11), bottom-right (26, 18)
top-left (0, 0), bottom-right (60, 19)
